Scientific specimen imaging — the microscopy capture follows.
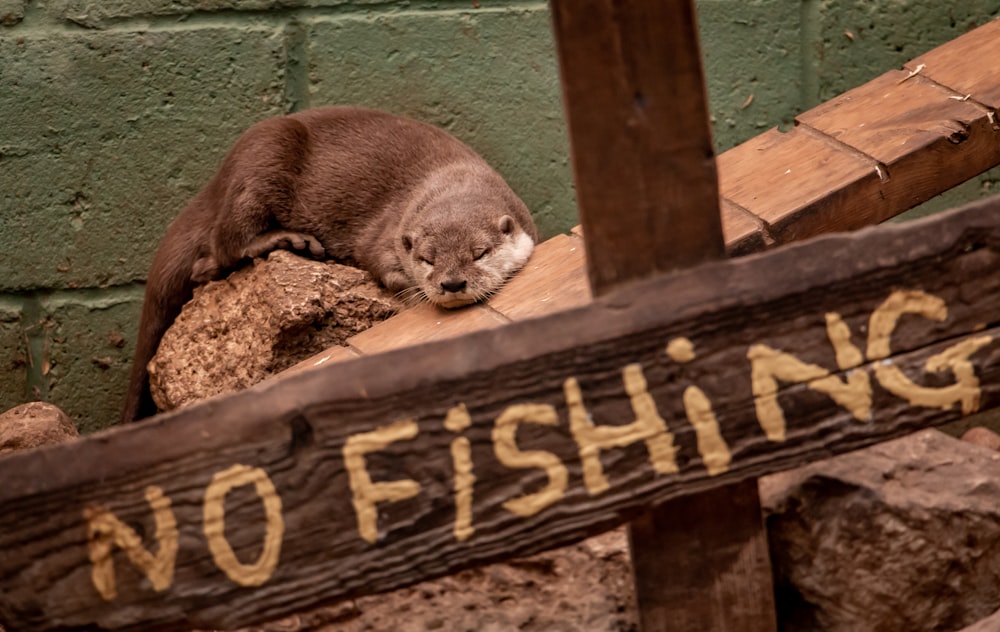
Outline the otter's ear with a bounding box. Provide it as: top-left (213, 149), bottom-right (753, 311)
top-left (498, 215), bottom-right (516, 235)
top-left (401, 234), bottom-right (414, 252)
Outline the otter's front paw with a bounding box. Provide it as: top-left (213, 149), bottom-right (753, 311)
top-left (242, 230), bottom-right (326, 260)
top-left (380, 270), bottom-right (413, 293)
top-left (191, 256), bottom-right (222, 282)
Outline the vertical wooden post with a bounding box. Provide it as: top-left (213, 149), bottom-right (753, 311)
top-left (549, 0), bottom-right (724, 291)
top-left (549, 1), bottom-right (778, 630)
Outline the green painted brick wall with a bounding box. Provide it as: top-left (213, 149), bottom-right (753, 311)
top-left (1, 0), bottom-right (998, 431)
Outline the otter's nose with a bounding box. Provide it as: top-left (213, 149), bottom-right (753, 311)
top-left (441, 279), bottom-right (467, 293)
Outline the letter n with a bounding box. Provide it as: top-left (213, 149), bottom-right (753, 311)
top-left (84, 485), bottom-right (178, 601)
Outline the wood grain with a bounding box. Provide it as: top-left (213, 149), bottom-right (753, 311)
top-left (277, 344), bottom-right (359, 378)
top-left (797, 68), bottom-right (1000, 216)
top-left (0, 199), bottom-right (996, 631)
top-left (629, 478), bottom-right (777, 632)
top-left (347, 301), bottom-right (508, 355)
top-left (717, 126), bottom-right (880, 242)
top-left (722, 199), bottom-right (770, 256)
top-left (905, 18), bottom-right (1000, 108)
top-left (550, 0), bottom-right (725, 296)
top-left (487, 234), bottom-right (591, 321)
top-left (714, 18), bottom-right (1000, 248)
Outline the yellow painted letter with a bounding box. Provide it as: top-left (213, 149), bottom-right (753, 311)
top-left (344, 420), bottom-right (422, 543)
top-left (868, 290), bottom-right (992, 414)
top-left (666, 338), bottom-right (731, 476)
top-left (203, 464), bottom-right (284, 587)
top-left (749, 312), bottom-right (872, 441)
top-left (445, 404), bottom-right (476, 541)
top-left (683, 386), bottom-right (731, 476)
top-left (666, 337), bottom-right (733, 476)
top-left (84, 486), bottom-right (178, 601)
top-left (493, 404), bottom-right (568, 517)
top-left (566, 364), bottom-right (679, 496)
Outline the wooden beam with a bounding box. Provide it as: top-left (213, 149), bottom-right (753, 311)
top-left (0, 200), bottom-right (997, 631)
top-left (905, 18), bottom-right (1000, 109)
top-left (548, 1), bottom-right (775, 628)
top-left (721, 19), bottom-right (1000, 246)
top-left (549, 0), bottom-right (724, 296)
top-left (629, 478), bottom-right (775, 631)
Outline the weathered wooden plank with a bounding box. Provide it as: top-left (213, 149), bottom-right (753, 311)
top-left (717, 126), bottom-right (882, 242)
top-left (722, 199), bottom-right (771, 256)
top-left (797, 68), bottom-right (1000, 212)
top-left (488, 234), bottom-right (591, 321)
top-left (272, 344), bottom-right (358, 379)
top-left (348, 301), bottom-right (508, 355)
top-left (798, 69), bottom-right (996, 166)
top-left (713, 19), bottom-right (1000, 247)
top-left (549, 0), bottom-right (775, 626)
top-left (0, 199), bottom-right (997, 631)
top-left (629, 478), bottom-right (776, 631)
top-left (905, 18), bottom-right (1000, 108)
top-left (569, 203), bottom-right (770, 257)
top-left (549, 0), bottom-right (724, 296)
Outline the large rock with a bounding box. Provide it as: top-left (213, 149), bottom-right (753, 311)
top-left (761, 429), bottom-right (1000, 631)
top-left (148, 250), bottom-right (400, 412)
top-left (0, 401), bottom-right (78, 452)
top-left (227, 529), bottom-right (637, 632)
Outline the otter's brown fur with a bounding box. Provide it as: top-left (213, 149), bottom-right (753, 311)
top-left (122, 106), bottom-right (538, 423)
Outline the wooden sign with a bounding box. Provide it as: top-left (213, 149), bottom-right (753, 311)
top-left (0, 199), bottom-right (997, 631)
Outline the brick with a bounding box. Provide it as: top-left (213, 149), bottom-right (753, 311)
top-left (0, 27), bottom-right (287, 292)
top-left (40, 289), bottom-right (143, 433)
top-left (0, 0), bottom-right (26, 26)
top-left (697, 0), bottom-right (803, 151)
top-left (0, 299), bottom-right (28, 414)
top-left (812, 0), bottom-right (1000, 103)
top-left (306, 8), bottom-right (575, 239)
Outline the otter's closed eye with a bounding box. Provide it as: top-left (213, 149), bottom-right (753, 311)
top-left (473, 247), bottom-right (491, 260)
top-left (419, 255), bottom-right (435, 266)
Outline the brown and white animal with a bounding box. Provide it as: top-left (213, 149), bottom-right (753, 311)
top-left (122, 106), bottom-right (538, 423)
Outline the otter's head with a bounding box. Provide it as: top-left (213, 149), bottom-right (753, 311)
top-left (399, 213), bottom-right (535, 309)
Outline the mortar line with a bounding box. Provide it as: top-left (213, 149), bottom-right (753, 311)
top-left (20, 294), bottom-right (48, 402)
top-left (8, 1), bottom-right (548, 34)
top-left (283, 19), bottom-right (311, 113)
top-left (799, 0), bottom-right (821, 111)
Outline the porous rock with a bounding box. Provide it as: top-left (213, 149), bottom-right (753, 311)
top-left (148, 250), bottom-right (400, 412)
top-left (761, 429), bottom-right (1000, 632)
top-left (0, 401), bottom-right (78, 452)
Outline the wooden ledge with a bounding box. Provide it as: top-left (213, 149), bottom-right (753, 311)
top-left (285, 19), bottom-right (1000, 378)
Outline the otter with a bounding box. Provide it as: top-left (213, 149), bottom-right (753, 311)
top-left (121, 106), bottom-right (538, 424)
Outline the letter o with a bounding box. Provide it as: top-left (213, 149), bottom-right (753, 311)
top-left (203, 464), bottom-right (285, 587)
